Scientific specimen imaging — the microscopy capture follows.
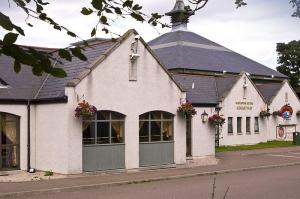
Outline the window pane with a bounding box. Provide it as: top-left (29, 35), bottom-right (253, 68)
top-left (163, 121), bottom-right (173, 141)
top-left (228, 117), bottom-right (233, 134)
top-left (237, 117), bottom-right (242, 133)
top-left (150, 121), bottom-right (161, 141)
top-left (246, 117), bottom-right (251, 133)
top-left (150, 111), bottom-right (161, 120)
top-left (111, 121), bottom-right (124, 143)
top-left (139, 121), bottom-right (149, 142)
top-left (254, 117), bottom-right (259, 132)
top-left (97, 111), bottom-right (110, 120)
top-left (163, 112), bottom-right (173, 120)
top-left (139, 113), bottom-right (149, 120)
top-left (82, 122), bottom-right (95, 145)
top-left (97, 122), bottom-right (110, 144)
top-left (111, 112), bottom-right (124, 120)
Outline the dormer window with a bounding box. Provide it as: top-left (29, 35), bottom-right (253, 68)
top-left (0, 78), bottom-right (8, 89)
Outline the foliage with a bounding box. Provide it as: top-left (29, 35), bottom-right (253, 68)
top-left (276, 40), bottom-right (300, 90)
top-left (208, 114), bottom-right (225, 126)
top-left (44, 170), bottom-right (53, 176)
top-left (75, 100), bottom-right (97, 118)
top-left (177, 102), bottom-right (197, 117)
top-left (259, 110), bottom-right (271, 117)
top-left (296, 110), bottom-right (300, 116)
top-left (216, 140), bottom-right (294, 153)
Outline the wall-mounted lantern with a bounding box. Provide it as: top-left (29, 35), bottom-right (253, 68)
top-left (201, 110), bottom-right (208, 123)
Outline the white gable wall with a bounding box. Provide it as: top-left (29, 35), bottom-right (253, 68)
top-left (268, 82), bottom-right (300, 140)
top-left (73, 33), bottom-right (186, 170)
top-left (219, 74), bottom-right (268, 146)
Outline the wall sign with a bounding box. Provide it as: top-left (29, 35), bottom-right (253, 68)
top-left (236, 101), bottom-right (253, 110)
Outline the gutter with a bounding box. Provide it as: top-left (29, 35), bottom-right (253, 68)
top-left (0, 96), bottom-right (68, 105)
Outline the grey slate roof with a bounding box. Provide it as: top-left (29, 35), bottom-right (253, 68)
top-left (172, 74), bottom-right (238, 105)
top-left (0, 39), bottom-right (114, 100)
top-left (149, 30), bottom-right (286, 78)
top-left (256, 83), bottom-right (283, 104)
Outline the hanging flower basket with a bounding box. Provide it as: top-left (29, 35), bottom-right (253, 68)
top-left (259, 110), bottom-right (271, 118)
top-left (208, 114), bottom-right (225, 126)
top-left (75, 100), bottom-right (97, 118)
top-left (177, 102), bottom-right (197, 118)
top-left (296, 111), bottom-right (300, 117)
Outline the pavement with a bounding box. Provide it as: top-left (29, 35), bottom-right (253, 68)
top-left (1, 146), bottom-right (300, 198)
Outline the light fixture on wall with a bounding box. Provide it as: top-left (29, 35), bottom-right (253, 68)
top-left (130, 35), bottom-right (140, 61)
top-left (201, 110), bottom-right (208, 123)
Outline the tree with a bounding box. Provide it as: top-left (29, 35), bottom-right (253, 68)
top-left (0, 0), bottom-right (299, 77)
top-left (276, 40), bottom-right (300, 92)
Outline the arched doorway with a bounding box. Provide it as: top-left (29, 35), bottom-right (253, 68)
top-left (0, 112), bottom-right (20, 170)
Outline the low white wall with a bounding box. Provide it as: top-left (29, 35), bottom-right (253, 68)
top-left (192, 107), bottom-right (215, 157)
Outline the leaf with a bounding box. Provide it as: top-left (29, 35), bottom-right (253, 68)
top-left (130, 13), bottom-right (144, 22)
top-left (102, 28), bottom-right (109, 34)
top-left (53, 25), bottom-right (61, 31)
top-left (91, 0), bottom-right (103, 10)
top-left (81, 7), bottom-right (93, 15)
top-left (14, 60), bottom-right (21, 73)
top-left (36, 4), bottom-right (43, 13)
top-left (27, 23), bottom-right (33, 27)
top-left (123, 0), bottom-right (133, 8)
top-left (71, 47), bottom-right (87, 61)
top-left (36, 0), bottom-right (49, 5)
top-left (100, 16), bottom-right (108, 24)
top-left (91, 28), bottom-right (96, 37)
top-left (39, 13), bottom-right (47, 20)
top-left (51, 68), bottom-right (67, 78)
top-left (3, 32), bottom-right (19, 45)
top-left (0, 12), bottom-right (14, 31)
top-left (132, 4), bottom-right (142, 11)
top-left (67, 31), bottom-right (77, 37)
top-left (114, 7), bottom-right (122, 14)
top-left (58, 49), bottom-right (72, 61)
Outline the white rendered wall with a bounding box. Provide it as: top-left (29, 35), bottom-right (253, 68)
top-left (219, 74), bottom-right (268, 146)
top-left (268, 82), bottom-right (300, 140)
top-left (191, 107), bottom-right (215, 157)
top-left (74, 33), bottom-right (186, 169)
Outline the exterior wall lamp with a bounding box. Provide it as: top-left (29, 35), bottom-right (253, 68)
top-left (201, 110), bottom-right (208, 123)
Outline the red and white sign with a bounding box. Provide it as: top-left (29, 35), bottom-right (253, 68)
top-left (277, 127), bottom-right (286, 139)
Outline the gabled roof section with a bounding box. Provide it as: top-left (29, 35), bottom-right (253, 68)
top-left (148, 30), bottom-right (287, 78)
top-left (173, 74), bottom-right (218, 105)
top-left (256, 82), bottom-right (284, 105)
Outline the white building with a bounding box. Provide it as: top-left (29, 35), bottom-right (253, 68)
top-left (0, 0), bottom-right (298, 174)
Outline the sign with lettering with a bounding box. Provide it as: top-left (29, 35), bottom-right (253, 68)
top-left (236, 101), bottom-right (253, 111)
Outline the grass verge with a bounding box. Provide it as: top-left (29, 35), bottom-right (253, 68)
top-left (216, 140), bottom-right (294, 153)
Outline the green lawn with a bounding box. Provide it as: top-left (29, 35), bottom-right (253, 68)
top-left (216, 140), bottom-right (294, 153)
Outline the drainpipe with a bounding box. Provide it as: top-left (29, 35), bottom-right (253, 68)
top-left (27, 100), bottom-right (31, 172)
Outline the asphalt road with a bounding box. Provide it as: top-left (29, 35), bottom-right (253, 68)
top-left (9, 164), bottom-right (300, 199)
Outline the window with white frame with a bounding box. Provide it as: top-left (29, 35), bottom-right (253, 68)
top-left (246, 117), bottom-right (251, 134)
top-left (82, 111), bottom-right (125, 145)
top-left (237, 117), bottom-right (242, 134)
top-left (228, 117), bottom-right (233, 134)
top-left (254, 117), bottom-right (259, 133)
top-left (139, 111), bottom-right (174, 142)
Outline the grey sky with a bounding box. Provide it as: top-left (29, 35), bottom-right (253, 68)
top-left (0, 0), bottom-right (299, 69)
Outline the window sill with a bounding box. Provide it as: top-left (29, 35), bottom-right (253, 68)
top-left (246, 132), bottom-right (251, 135)
top-left (228, 133), bottom-right (234, 136)
top-left (254, 132), bottom-right (260, 134)
top-left (237, 132), bottom-right (243, 135)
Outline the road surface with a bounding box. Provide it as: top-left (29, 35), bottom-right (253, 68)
top-left (8, 164), bottom-right (300, 199)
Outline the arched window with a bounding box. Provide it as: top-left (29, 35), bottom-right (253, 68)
top-left (83, 111), bottom-right (125, 145)
top-left (139, 111), bottom-right (174, 143)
